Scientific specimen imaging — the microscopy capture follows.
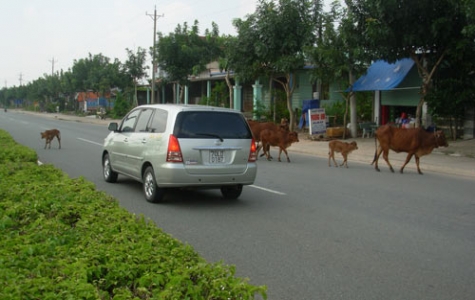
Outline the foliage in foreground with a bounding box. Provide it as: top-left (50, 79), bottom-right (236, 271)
top-left (0, 129), bottom-right (267, 300)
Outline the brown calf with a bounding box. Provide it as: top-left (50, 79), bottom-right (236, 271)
top-left (41, 129), bottom-right (61, 149)
top-left (259, 129), bottom-right (299, 162)
top-left (248, 118), bottom-right (289, 158)
top-left (328, 140), bottom-right (358, 168)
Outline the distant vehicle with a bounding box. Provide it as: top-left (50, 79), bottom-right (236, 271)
top-left (102, 104), bottom-right (258, 203)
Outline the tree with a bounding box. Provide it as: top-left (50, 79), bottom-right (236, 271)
top-left (60, 70), bottom-right (77, 111)
top-left (230, 0), bottom-right (318, 130)
top-left (306, 1), bottom-right (373, 137)
top-left (156, 20), bottom-right (221, 103)
top-left (351, 0), bottom-right (470, 127)
top-left (124, 47), bottom-right (149, 106)
top-left (71, 53), bottom-right (128, 111)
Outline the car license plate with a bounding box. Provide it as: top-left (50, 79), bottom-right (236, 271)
top-left (210, 150), bottom-right (225, 163)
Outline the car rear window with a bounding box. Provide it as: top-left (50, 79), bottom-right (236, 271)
top-left (174, 111), bottom-right (252, 139)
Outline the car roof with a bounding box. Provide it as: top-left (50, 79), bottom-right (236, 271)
top-left (135, 104), bottom-right (242, 114)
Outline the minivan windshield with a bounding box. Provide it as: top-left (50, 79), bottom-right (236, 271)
top-left (174, 111), bottom-right (252, 139)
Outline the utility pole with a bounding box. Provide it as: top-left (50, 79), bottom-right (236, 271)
top-left (18, 73), bottom-right (23, 86)
top-left (146, 6), bottom-right (163, 104)
top-left (49, 57), bottom-right (58, 76)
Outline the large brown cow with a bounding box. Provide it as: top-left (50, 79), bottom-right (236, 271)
top-left (372, 125), bottom-right (448, 174)
top-left (259, 129), bottom-right (299, 162)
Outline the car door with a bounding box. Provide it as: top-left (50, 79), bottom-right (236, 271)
top-left (126, 108), bottom-right (154, 178)
top-left (108, 108), bottom-right (140, 175)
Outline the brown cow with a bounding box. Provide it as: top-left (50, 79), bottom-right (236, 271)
top-left (328, 140), bottom-right (358, 168)
top-left (372, 125), bottom-right (448, 174)
top-left (259, 129), bottom-right (299, 162)
top-left (248, 118), bottom-right (289, 158)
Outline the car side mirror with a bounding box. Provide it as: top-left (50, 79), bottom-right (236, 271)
top-left (108, 122), bottom-right (118, 132)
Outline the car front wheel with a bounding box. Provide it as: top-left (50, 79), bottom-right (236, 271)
top-left (103, 153), bottom-right (118, 183)
top-left (221, 185), bottom-right (243, 199)
top-left (143, 166), bottom-right (165, 203)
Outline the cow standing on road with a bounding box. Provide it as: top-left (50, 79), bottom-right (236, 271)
top-left (259, 129), bottom-right (299, 162)
top-left (248, 118), bottom-right (289, 159)
top-left (372, 125), bottom-right (448, 174)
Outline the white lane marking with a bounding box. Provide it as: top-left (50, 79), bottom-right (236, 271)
top-left (77, 138), bottom-right (103, 146)
top-left (250, 185), bottom-right (286, 195)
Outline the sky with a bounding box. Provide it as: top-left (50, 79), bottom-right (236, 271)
top-left (0, 0), bottom-right (332, 88)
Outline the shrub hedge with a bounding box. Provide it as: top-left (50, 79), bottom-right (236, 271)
top-left (0, 129), bottom-right (267, 299)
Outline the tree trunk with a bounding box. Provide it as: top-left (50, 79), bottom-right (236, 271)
top-left (179, 85), bottom-right (184, 104)
top-left (342, 94), bottom-right (349, 139)
top-left (411, 52), bottom-right (445, 128)
top-left (268, 76), bottom-right (274, 122)
top-left (224, 71), bottom-right (233, 109)
top-left (134, 83), bottom-right (138, 107)
top-left (172, 84), bottom-right (176, 104)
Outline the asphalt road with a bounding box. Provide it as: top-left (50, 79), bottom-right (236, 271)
top-left (1, 110), bottom-right (475, 300)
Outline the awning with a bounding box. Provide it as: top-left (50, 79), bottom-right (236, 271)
top-left (347, 58), bottom-right (415, 92)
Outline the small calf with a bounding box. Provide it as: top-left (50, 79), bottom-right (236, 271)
top-left (328, 140), bottom-right (358, 168)
top-left (41, 129), bottom-right (61, 149)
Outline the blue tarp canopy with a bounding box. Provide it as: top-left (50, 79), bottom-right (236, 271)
top-left (347, 58), bottom-right (415, 92)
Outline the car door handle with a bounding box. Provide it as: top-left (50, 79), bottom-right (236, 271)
top-left (123, 138), bottom-right (128, 143)
top-left (141, 139), bottom-right (147, 144)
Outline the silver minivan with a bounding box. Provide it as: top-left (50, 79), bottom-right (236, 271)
top-left (102, 104), bottom-right (257, 203)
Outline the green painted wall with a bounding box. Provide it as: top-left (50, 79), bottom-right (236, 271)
top-left (260, 70), bottom-right (316, 110)
top-left (381, 67), bottom-right (420, 106)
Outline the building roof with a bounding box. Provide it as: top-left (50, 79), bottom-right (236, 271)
top-left (348, 58), bottom-right (415, 92)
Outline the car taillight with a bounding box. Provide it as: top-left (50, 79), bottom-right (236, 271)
top-left (167, 134), bottom-right (183, 162)
top-left (248, 138), bottom-right (257, 162)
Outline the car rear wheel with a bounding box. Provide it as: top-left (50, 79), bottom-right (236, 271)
top-left (103, 153), bottom-right (118, 183)
top-left (143, 166), bottom-right (165, 203)
top-left (221, 185), bottom-right (243, 199)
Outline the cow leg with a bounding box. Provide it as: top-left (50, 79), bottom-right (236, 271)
top-left (382, 149), bottom-right (394, 172)
top-left (400, 153), bottom-right (414, 174)
top-left (255, 142), bottom-right (262, 160)
top-left (328, 150), bottom-right (338, 167)
top-left (277, 148), bottom-right (282, 162)
top-left (340, 153), bottom-right (348, 168)
top-left (263, 142), bottom-right (272, 161)
top-left (266, 144), bottom-right (273, 159)
top-left (280, 148), bottom-right (291, 163)
top-left (373, 147), bottom-right (383, 172)
top-left (415, 156), bottom-right (423, 175)
top-left (57, 135), bottom-right (61, 149)
top-left (259, 144), bottom-right (272, 158)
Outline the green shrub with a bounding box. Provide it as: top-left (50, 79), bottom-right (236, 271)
top-left (0, 129), bottom-right (267, 299)
top-left (0, 131), bottom-right (37, 163)
top-left (111, 91), bottom-right (132, 119)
